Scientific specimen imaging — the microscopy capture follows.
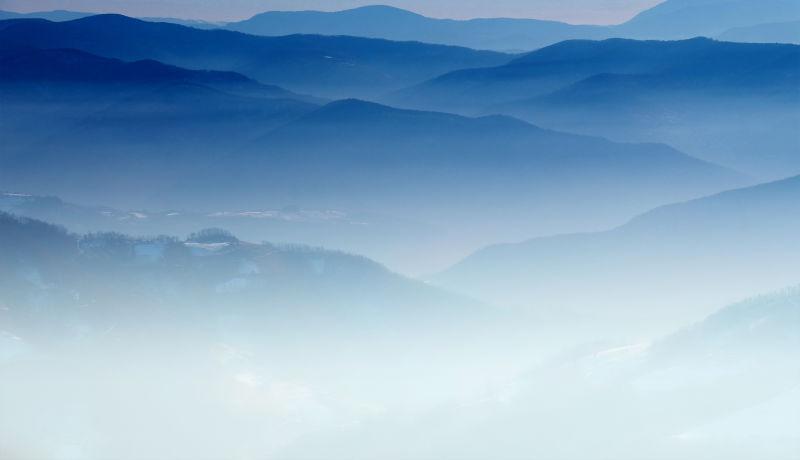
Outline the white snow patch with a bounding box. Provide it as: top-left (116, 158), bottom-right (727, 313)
top-left (185, 242), bottom-right (232, 256)
top-left (208, 209), bottom-right (352, 223)
top-left (2, 192), bottom-right (33, 197)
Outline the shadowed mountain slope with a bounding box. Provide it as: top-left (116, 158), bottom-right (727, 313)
top-left (392, 38), bottom-right (800, 178)
top-left (0, 46), bottom-right (312, 100)
top-left (0, 47), bottom-right (319, 185)
top-left (395, 37), bottom-right (800, 111)
top-left (0, 14), bottom-right (512, 99)
top-left (0, 94), bottom-right (747, 272)
top-left (0, 43), bottom-right (748, 272)
top-left (222, 99), bottom-right (745, 244)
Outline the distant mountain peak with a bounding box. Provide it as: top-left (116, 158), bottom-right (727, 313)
top-left (318, 98), bottom-right (394, 113)
top-left (246, 4), bottom-right (425, 20)
top-left (70, 12), bottom-right (139, 23)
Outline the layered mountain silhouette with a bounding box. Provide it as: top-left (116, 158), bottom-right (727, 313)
top-left (232, 98), bottom-right (744, 217)
top-left (1, 81), bottom-right (316, 196)
top-left (393, 37), bottom-right (800, 178)
top-left (0, 14), bottom-right (511, 98)
top-left (395, 37), bottom-right (799, 110)
top-left (0, 4), bottom-right (796, 459)
top-left (5, 98), bottom-right (746, 264)
top-left (435, 175), bottom-right (800, 335)
top-left (226, 5), bottom-right (607, 52)
top-left (0, 46), bottom-right (313, 101)
top-left (226, 1), bottom-right (800, 51)
top-left (0, 43), bottom-right (752, 272)
top-left (397, 37), bottom-right (800, 111)
top-left (225, 100), bottom-right (747, 264)
top-left (0, 47), bottom-right (319, 186)
top-left (0, 8), bottom-right (222, 28)
top-left (4, 1), bottom-right (800, 53)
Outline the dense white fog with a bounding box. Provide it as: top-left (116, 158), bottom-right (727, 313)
top-left (2, 290), bottom-right (798, 460)
top-left (1, 217), bottom-right (798, 459)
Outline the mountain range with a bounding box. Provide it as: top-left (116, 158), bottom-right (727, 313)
top-left (0, 191), bottom-right (444, 276)
top-left (0, 14), bottom-right (511, 99)
top-left (4, 204), bottom-right (795, 460)
top-left (0, 211), bottom-right (482, 344)
top-left (4, 0), bottom-right (800, 54)
top-left (1, 91), bottom-right (748, 273)
top-left (0, 8), bottom-right (224, 28)
top-left (435, 175), bottom-right (800, 335)
top-left (0, 46), bottom-right (314, 101)
top-left (0, 41), bottom-right (750, 272)
top-left (396, 37), bottom-right (800, 109)
top-left (0, 3), bottom-right (796, 459)
top-left (225, 5), bottom-right (607, 52)
top-left (226, 1), bottom-right (800, 50)
top-left (392, 37), bottom-right (800, 178)
top-left (0, 46), bottom-right (319, 187)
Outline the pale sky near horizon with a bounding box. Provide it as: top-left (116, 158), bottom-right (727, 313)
top-left (0, 0), bottom-right (664, 24)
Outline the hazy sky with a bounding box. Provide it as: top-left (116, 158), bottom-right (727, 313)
top-left (0, 0), bottom-right (664, 24)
